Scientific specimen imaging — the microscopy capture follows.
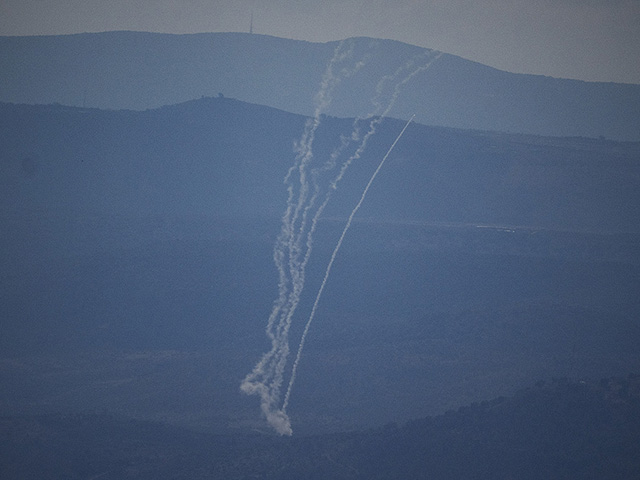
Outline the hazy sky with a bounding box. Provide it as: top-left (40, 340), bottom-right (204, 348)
top-left (1, 0), bottom-right (639, 84)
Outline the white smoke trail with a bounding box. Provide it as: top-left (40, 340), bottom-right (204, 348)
top-left (282, 51), bottom-right (442, 413)
top-left (242, 42), bottom-right (442, 435)
top-left (282, 115), bottom-right (416, 413)
top-left (269, 40), bottom-right (369, 403)
top-left (240, 39), bottom-right (366, 435)
top-left (294, 50), bottom-right (443, 293)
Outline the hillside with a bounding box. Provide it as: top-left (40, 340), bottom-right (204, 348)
top-left (1, 32), bottom-right (640, 140)
top-left (1, 98), bottom-right (639, 434)
top-left (3, 98), bottom-right (640, 231)
top-left (2, 376), bottom-right (639, 479)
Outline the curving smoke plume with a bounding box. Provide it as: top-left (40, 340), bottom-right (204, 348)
top-left (241, 40), bottom-right (441, 435)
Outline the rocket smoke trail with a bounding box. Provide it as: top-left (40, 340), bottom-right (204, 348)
top-left (282, 53), bottom-right (442, 416)
top-left (240, 39), bottom-right (365, 436)
top-left (241, 40), bottom-right (441, 435)
top-left (282, 114), bottom-right (416, 413)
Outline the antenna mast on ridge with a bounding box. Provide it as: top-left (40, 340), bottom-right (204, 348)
top-left (250, 11), bottom-right (254, 34)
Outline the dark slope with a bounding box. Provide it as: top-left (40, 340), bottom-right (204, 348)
top-left (2, 376), bottom-right (640, 479)
top-left (2, 99), bottom-right (640, 434)
top-left (0, 97), bottom-right (302, 218)
top-left (1, 32), bottom-right (639, 140)
top-left (2, 98), bottom-right (640, 231)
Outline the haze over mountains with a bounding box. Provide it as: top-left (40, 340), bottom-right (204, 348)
top-left (2, 30), bottom-right (640, 476)
top-left (2, 31), bottom-right (640, 140)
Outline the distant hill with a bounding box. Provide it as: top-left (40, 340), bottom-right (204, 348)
top-left (1, 32), bottom-right (640, 140)
top-left (2, 98), bottom-right (640, 232)
top-left (2, 376), bottom-right (640, 479)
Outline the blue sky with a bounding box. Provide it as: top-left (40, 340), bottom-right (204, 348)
top-left (1, 0), bottom-right (639, 84)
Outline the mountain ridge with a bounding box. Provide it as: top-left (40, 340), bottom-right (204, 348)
top-left (2, 31), bottom-right (639, 140)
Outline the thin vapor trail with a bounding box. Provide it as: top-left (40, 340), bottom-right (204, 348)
top-left (242, 43), bottom-right (442, 435)
top-left (294, 49), bottom-right (443, 294)
top-left (282, 51), bottom-right (442, 413)
top-left (282, 114), bottom-right (416, 413)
